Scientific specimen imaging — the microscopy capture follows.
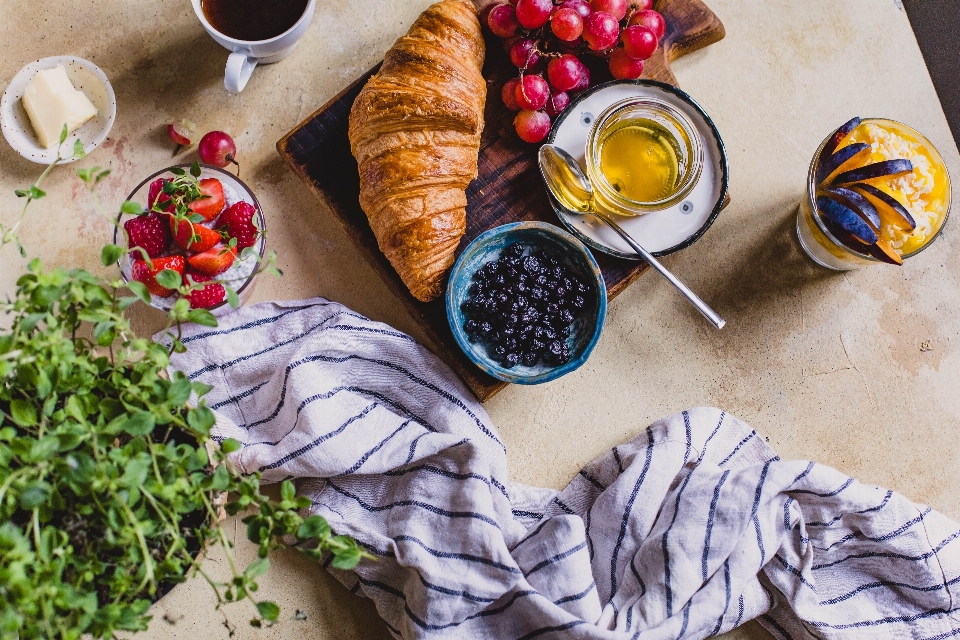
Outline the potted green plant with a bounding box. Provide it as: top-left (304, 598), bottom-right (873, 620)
top-left (0, 132), bottom-right (369, 640)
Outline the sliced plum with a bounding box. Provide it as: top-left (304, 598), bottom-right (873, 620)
top-left (816, 195), bottom-right (878, 245)
top-left (820, 186), bottom-right (881, 230)
top-left (822, 117), bottom-right (862, 157)
top-left (818, 213), bottom-right (872, 255)
top-left (850, 183), bottom-right (916, 231)
top-left (829, 159), bottom-right (913, 186)
top-left (816, 143), bottom-right (870, 183)
top-left (867, 238), bottom-right (904, 266)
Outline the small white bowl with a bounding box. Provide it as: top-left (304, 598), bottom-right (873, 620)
top-left (0, 56), bottom-right (116, 164)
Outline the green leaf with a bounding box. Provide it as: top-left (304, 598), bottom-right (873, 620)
top-left (120, 201), bottom-right (143, 215)
top-left (296, 515), bottom-right (331, 541)
top-left (126, 280), bottom-right (151, 304)
top-left (76, 167), bottom-right (93, 183)
top-left (93, 321), bottom-right (117, 346)
top-left (187, 406), bottom-right (215, 435)
top-left (154, 269), bottom-right (182, 290)
top-left (187, 213), bottom-right (205, 224)
top-left (96, 168), bottom-right (111, 182)
top-left (19, 481), bottom-right (52, 509)
top-left (14, 188), bottom-right (27, 197)
top-left (101, 244), bottom-right (124, 266)
top-left (220, 438), bottom-right (241, 454)
top-left (331, 547), bottom-right (362, 570)
top-left (246, 557), bottom-right (270, 579)
top-left (226, 286), bottom-right (240, 309)
top-left (167, 376), bottom-right (193, 406)
top-left (28, 185), bottom-right (46, 200)
top-left (190, 161), bottom-right (202, 178)
top-left (73, 139), bottom-right (86, 159)
top-left (205, 464), bottom-right (230, 491)
top-left (59, 123), bottom-right (69, 144)
top-left (256, 601), bottom-right (280, 622)
top-left (122, 411), bottom-right (156, 436)
top-left (280, 480), bottom-right (296, 502)
top-left (187, 309), bottom-right (218, 327)
top-left (169, 167), bottom-right (186, 176)
top-left (192, 381), bottom-right (215, 397)
top-left (10, 399), bottom-right (37, 427)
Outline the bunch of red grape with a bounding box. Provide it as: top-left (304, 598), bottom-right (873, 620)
top-left (481, 0), bottom-right (667, 143)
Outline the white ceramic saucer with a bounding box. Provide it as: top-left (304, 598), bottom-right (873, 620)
top-left (1, 56), bottom-right (116, 164)
top-left (546, 80), bottom-right (729, 258)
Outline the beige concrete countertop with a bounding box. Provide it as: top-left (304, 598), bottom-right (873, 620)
top-left (2, 1), bottom-right (959, 638)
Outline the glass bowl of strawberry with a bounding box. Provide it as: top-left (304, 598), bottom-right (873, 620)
top-left (113, 163), bottom-right (266, 314)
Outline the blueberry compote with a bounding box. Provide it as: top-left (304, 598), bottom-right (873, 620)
top-left (461, 243), bottom-right (589, 369)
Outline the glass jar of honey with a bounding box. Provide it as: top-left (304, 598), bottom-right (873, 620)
top-left (585, 97), bottom-right (703, 216)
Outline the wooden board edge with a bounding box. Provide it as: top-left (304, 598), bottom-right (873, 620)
top-left (275, 135), bottom-right (505, 401)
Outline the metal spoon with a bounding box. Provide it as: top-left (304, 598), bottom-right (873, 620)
top-left (538, 144), bottom-right (725, 330)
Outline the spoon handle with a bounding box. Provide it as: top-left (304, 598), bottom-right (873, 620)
top-left (593, 213), bottom-right (726, 330)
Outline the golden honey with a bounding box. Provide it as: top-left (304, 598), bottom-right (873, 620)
top-left (598, 118), bottom-right (682, 203)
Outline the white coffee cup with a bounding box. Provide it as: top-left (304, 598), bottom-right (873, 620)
top-left (192, 0), bottom-right (316, 93)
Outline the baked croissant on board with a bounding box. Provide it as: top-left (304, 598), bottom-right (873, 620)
top-left (348, 0), bottom-right (486, 302)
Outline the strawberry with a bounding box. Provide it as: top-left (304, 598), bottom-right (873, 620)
top-left (147, 178), bottom-right (174, 213)
top-left (130, 254), bottom-right (185, 297)
top-left (124, 212), bottom-right (172, 259)
top-left (217, 201), bottom-right (259, 250)
top-left (184, 272), bottom-right (226, 309)
top-left (187, 245), bottom-right (237, 276)
top-left (169, 216), bottom-right (222, 253)
top-left (188, 178), bottom-right (226, 221)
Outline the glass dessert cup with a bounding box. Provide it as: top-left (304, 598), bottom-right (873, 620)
top-left (585, 96), bottom-right (704, 217)
top-left (797, 118), bottom-right (951, 270)
top-left (113, 164), bottom-right (267, 315)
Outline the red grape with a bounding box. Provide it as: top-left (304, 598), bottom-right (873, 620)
top-left (510, 39), bottom-right (540, 68)
top-left (502, 78), bottom-right (522, 111)
top-left (515, 0), bottom-right (552, 29)
top-left (609, 47), bottom-right (645, 79)
top-left (551, 7), bottom-right (584, 41)
top-left (628, 9), bottom-right (665, 39)
top-left (515, 75), bottom-right (550, 111)
top-left (591, 0), bottom-right (627, 20)
top-left (478, 1), bottom-right (500, 28)
top-left (626, 0), bottom-right (652, 12)
top-left (560, 0), bottom-right (592, 19)
top-left (514, 110), bottom-right (552, 143)
top-left (570, 63), bottom-right (591, 92)
top-left (547, 54), bottom-right (584, 91)
top-left (545, 90), bottom-right (570, 118)
top-left (583, 11), bottom-right (619, 51)
top-left (198, 131), bottom-right (238, 170)
top-left (622, 24), bottom-right (657, 59)
top-left (488, 3), bottom-right (521, 38)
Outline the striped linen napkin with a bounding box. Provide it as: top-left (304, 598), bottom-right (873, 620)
top-left (165, 297), bottom-right (960, 639)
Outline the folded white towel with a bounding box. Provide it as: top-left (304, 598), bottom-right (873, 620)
top-left (166, 298), bottom-right (960, 639)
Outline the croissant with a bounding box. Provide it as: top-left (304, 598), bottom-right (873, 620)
top-left (348, 0), bottom-right (486, 302)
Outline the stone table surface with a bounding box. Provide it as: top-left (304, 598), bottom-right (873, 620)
top-left (2, 1), bottom-right (959, 638)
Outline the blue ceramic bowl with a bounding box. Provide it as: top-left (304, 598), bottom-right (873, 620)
top-left (446, 222), bottom-right (607, 384)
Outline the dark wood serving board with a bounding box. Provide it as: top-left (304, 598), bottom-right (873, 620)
top-left (277, 0), bottom-right (725, 402)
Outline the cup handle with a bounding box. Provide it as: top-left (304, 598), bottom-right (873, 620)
top-left (225, 52), bottom-right (257, 93)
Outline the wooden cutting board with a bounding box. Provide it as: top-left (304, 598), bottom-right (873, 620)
top-left (277, 0), bottom-right (726, 402)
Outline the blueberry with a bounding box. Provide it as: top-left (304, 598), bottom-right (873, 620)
top-left (522, 351), bottom-right (538, 367)
top-left (530, 287), bottom-right (545, 301)
top-left (521, 307), bottom-right (540, 324)
top-left (571, 295), bottom-right (585, 309)
top-left (464, 319), bottom-right (478, 333)
top-left (546, 303), bottom-right (559, 315)
top-left (560, 309), bottom-right (574, 324)
top-left (503, 352), bottom-right (520, 368)
top-left (479, 321), bottom-right (493, 336)
top-left (535, 274), bottom-right (548, 287)
top-left (506, 243), bottom-right (524, 258)
top-left (493, 344), bottom-right (506, 358)
top-left (523, 256), bottom-right (542, 274)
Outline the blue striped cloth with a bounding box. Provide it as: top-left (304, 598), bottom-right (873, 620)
top-left (166, 298), bottom-right (960, 639)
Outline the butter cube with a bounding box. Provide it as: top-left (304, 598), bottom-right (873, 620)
top-left (21, 66), bottom-right (98, 148)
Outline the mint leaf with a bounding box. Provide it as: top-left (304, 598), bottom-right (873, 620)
top-left (59, 124), bottom-right (69, 144)
top-left (256, 601), bottom-right (280, 622)
top-left (187, 309), bottom-right (218, 327)
top-left (154, 269), bottom-right (182, 290)
top-left (120, 201), bottom-right (143, 215)
top-left (190, 161), bottom-right (201, 178)
top-left (101, 244), bottom-right (123, 266)
top-left (73, 139), bottom-right (86, 159)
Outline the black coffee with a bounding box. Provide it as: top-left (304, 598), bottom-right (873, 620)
top-left (202, 0), bottom-right (309, 41)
